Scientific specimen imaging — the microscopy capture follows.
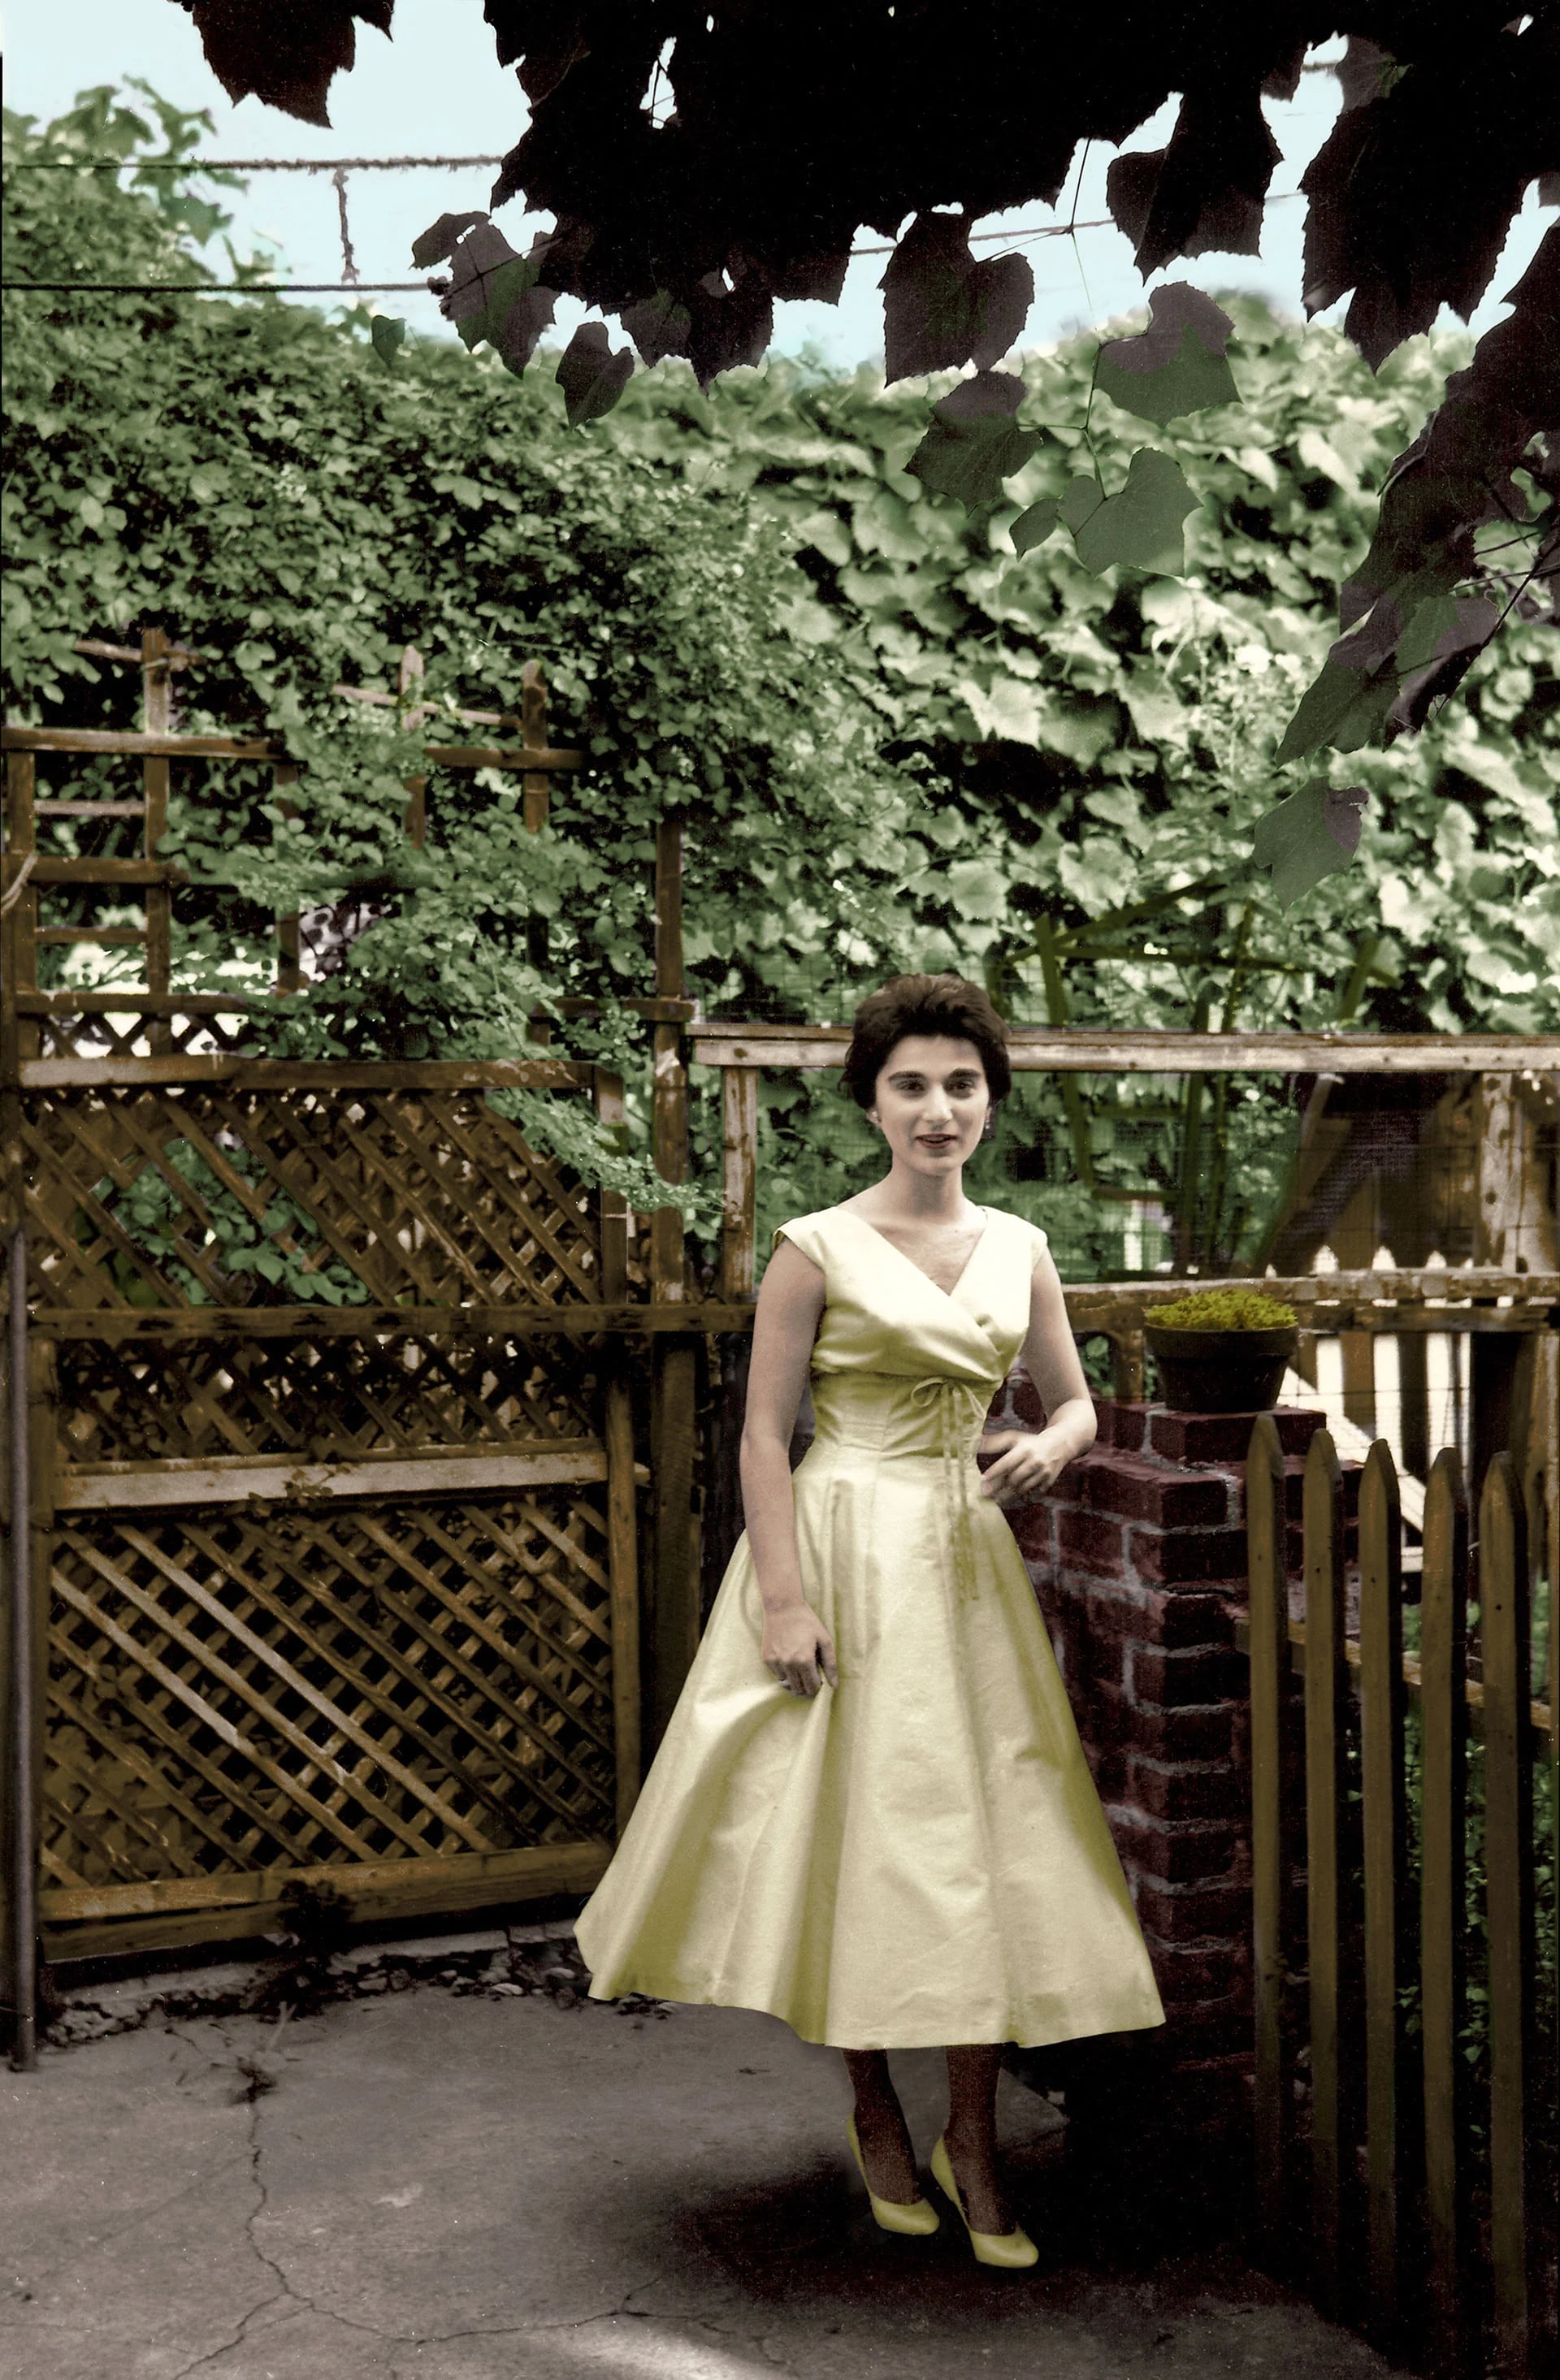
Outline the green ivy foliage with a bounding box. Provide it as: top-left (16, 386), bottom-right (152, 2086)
top-left (5, 89), bottom-right (1555, 1280)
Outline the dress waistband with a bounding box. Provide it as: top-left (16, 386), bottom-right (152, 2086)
top-left (808, 1371), bottom-right (994, 1604)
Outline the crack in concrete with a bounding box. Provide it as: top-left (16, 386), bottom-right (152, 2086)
top-left (160, 2022), bottom-right (668, 2374)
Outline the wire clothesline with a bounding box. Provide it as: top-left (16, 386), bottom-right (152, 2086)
top-left (1, 193), bottom-right (1303, 297)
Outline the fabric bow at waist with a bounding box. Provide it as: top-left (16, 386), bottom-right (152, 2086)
top-left (808, 1370), bottom-right (993, 1604)
top-left (908, 1374), bottom-right (992, 1605)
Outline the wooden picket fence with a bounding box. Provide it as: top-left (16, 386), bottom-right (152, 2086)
top-left (1246, 1419), bottom-right (1558, 2378)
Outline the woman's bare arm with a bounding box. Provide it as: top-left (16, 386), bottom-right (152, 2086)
top-left (979, 1243), bottom-right (1097, 1507)
top-left (739, 1236), bottom-right (836, 1693)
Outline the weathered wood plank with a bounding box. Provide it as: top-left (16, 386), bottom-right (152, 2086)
top-left (1246, 1413), bottom-right (1294, 2263)
top-left (651, 1339), bottom-right (698, 1757)
top-left (1418, 1449), bottom-right (1470, 2378)
top-left (55, 1441), bottom-right (612, 1510)
top-left (1358, 1441), bottom-right (1407, 2345)
top-left (40, 1837), bottom-right (610, 1941)
top-left (605, 1376), bottom-right (642, 1834)
top-left (1480, 1453), bottom-right (1535, 2371)
top-left (19, 1056), bottom-right (591, 1089)
top-left (690, 1026), bottom-right (1560, 1075)
top-left (1304, 1428), bottom-right (1350, 2319)
top-left (421, 743), bottom-right (582, 772)
top-left (141, 627), bottom-right (172, 1038)
top-left (721, 1067), bottom-right (757, 1301)
top-left (30, 1301), bottom-right (762, 1339)
top-left (651, 816), bottom-right (687, 1301)
top-left (594, 1071), bottom-right (629, 1304)
top-left (22, 859), bottom-right (180, 884)
top-left (2, 727), bottom-right (280, 759)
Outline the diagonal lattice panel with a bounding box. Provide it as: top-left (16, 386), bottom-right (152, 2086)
top-left (24, 1084), bottom-right (603, 1311)
top-left (43, 1491), bottom-right (619, 1896)
top-left (54, 1331), bottom-right (609, 1467)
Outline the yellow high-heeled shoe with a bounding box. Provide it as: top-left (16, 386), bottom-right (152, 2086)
top-left (846, 2113), bottom-right (940, 2235)
top-left (930, 2132), bottom-right (1038, 2268)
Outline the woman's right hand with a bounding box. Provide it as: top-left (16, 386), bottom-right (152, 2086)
top-left (761, 1600), bottom-right (838, 1698)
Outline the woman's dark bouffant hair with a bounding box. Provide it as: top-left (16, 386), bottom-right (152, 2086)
top-left (841, 973), bottom-right (1012, 1110)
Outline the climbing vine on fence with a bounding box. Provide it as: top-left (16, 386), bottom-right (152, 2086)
top-left (4, 88), bottom-right (1556, 1272)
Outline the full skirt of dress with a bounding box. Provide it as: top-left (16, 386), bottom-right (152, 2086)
top-left (573, 1426), bottom-right (1167, 2050)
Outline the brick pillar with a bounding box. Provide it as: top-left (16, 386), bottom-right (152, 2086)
top-left (987, 1374), bottom-right (1359, 2142)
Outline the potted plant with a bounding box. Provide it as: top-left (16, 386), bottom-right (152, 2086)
top-left (1144, 1288), bottom-right (1299, 1415)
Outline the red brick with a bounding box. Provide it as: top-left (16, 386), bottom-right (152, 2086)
top-left (1094, 1683), bottom-right (1233, 1763)
top-left (1128, 1641), bottom-right (1246, 1709)
top-left (1005, 1499), bottom-right (1052, 1564)
top-left (1096, 1398), bottom-right (1149, 1452)
top-left (1057, 1506), bottom-right (1127, 1577)
top-left (1147, 1409), bottom-right (1265, 1464)
top-left (1105, 1810), bottom-right (1238, 1883)
top-left (1080, 1741), bottom-right (1126, 1799)
top-left (1144, 1587), bottom-right (1237, 1647)
top-left (1007, 1366), bottom-right (1047, 1430)
top-left (1130, 1874), bottom-right (1250, 1942)
top-left (1128, 1523), bottom-right (1249, 1585)
top-left (1141, 1936), bottom-right (1251, 2000)
top-left (1074, 1452), bottom-right (1230, 1529)
top-left (1126, 1752), bottom-right (1246, 1822)
top-left (1273, 1409), bottom-right (1327, 1457)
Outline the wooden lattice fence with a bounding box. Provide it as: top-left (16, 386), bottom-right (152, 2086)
top-left (6, 1061), bottom-right (654, 1965)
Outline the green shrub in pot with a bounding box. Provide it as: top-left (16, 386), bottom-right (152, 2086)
top-left (1144, 1289), bottom-right (1300, 1415)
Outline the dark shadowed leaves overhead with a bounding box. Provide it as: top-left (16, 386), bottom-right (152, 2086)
top-left (881, 214), bottom-right (1034, 383)
top-left (1094, 285), bottom-right (1239, 425)
top-left (180, 0), bottom-right (393, 129)
top-left (180, 0), bottom-right (1560, 775)
top-left (1301, 21), bottom-right (1560, 369)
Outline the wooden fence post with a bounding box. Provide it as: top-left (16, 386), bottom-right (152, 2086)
top-left (1419, 1447), bottom-right (1471, 2380)
top-left (721, 1067), bottom-right (757, 1302)
top-left (650, 816), bottom-right (696, 1751)
top-left (1304, 1427), bottom-right (1350, 2321)
top-left (1246, 1412), bottom-right (1294, 2264)
top-left (141, 627), bottom-right (172, 1053)
top-left (1358, 1439), bottom-right (1408, 2349)
top-left (1480, 1453), bottom-right (1534, 2375)
top-left (594, 1067), bottom-right (641, 1832)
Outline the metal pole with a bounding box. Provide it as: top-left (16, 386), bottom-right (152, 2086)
top-left (6, 1224), bottom-right (36, 2071)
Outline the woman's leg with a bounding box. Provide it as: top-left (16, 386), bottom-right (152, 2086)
top-left (942, 2043), bottom-right (1015, 2233)
top-left (841, 2048), bottom-right (920, 2203)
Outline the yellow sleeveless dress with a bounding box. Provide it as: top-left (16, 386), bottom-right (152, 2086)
top-left (574, 1201), bottom-right (1166, 2050)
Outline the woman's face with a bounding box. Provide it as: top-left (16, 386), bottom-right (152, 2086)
top-left (867, 1034), bottom-right (991, 1177)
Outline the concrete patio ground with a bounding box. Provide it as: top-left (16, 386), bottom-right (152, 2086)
top-left (1, 1969), bottom-right (1400, 2380)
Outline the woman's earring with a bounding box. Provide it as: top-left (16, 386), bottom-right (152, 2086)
top-left (982, 1110), bottom-right (996, 1141)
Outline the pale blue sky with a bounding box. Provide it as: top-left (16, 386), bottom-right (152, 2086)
top-left (4, 0), bottom-right (1554, 361)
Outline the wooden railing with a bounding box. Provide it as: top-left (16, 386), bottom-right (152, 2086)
top-left (1246, 1419), bottom-right (1557, 2378)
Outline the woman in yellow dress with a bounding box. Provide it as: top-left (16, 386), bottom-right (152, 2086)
top-left (574, 972), bottom-right (1164, 2264)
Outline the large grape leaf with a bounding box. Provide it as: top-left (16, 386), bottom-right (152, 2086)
top-left (184, 0), bottom-right (391, 128)
top-left (1071, 450), bottom-right (1202, 575)
top-left (906, 371), bottom-right (1047, 509)
top-left (420, 216), bottom-right (557, 378)
top-left (556, 322), bottom-right (635, 425)
top-left (1107, 71), bottom-right (1280, 275)
top-left (1094, 285), bottom-right (1238, 426)
top-left (882, 214), bottom-right (1034, 383)
top-left (1251, 780), bottom-right (1368, 908)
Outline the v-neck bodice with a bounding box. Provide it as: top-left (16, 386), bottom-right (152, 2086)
top-left (842, 1206), bottom-right (992, 1304)
top-left (772, 1201), bottom-right (1047, 1400)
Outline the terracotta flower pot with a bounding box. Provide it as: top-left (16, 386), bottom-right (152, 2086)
top-left (1144, 1322), bottom-right (1299, 1415)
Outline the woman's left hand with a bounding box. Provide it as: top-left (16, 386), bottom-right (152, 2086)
top-left (977, 1428), bottom-right (1072, 1507)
